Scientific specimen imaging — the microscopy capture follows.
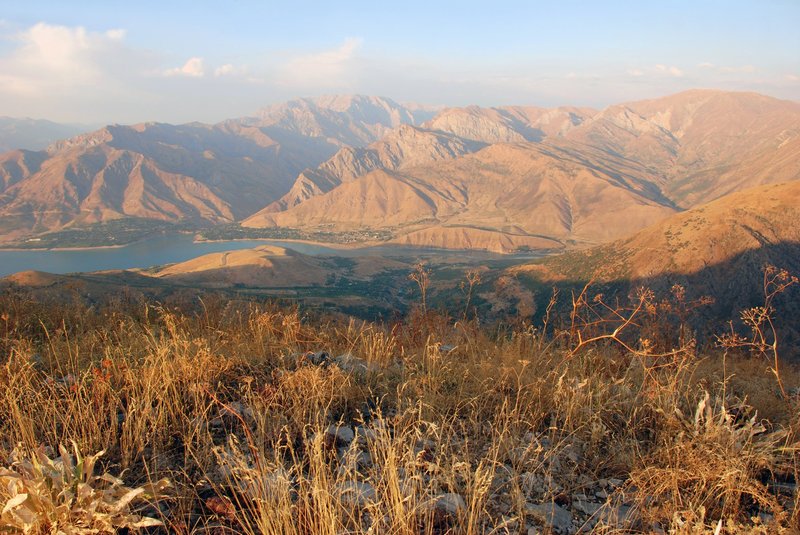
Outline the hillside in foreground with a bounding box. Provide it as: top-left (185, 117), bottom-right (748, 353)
top-left (508, 181), bottom-right (800, 347)
top-left (0, 287), bottom-right (797, 533)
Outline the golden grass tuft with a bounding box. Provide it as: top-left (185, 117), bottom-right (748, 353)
top-left (0, 278), bottom-right (798, 533)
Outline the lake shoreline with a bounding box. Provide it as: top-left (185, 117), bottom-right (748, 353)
top-left (0, 232), bottom-right (551, 278)
top-left (0, 243), bottom-right (129, 252)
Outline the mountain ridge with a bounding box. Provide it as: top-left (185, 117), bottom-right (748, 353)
top-left (1, 90), bottom-right (798, 251)
top-left (244, 89), bottom-right (799, 252)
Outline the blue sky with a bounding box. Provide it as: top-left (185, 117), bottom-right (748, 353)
top-left (0, 0), bottom-right (797, 124)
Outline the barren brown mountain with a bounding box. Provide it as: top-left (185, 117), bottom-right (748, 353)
top-left (1, 90), bottom-right (798, 251)
top-left (251, 124), bottom-right (484, 215)
top-left (244, 90), bottom-right (800, 252)
top-left (0, 123), bottom-right (328, 240)
top-left (0, 96), bottom-right (428, 242)
top-left (245, 141), bottom-right (677, 251)
top-left (515, 180), bottom-right (800, 283)
top-left (566, 89), bottom-right (800, 207)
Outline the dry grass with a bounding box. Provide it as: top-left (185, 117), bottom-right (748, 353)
top-left (0, 284), bottom-right (797, 534)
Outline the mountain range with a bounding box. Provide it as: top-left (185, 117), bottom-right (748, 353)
top-left (1, 90), bottom-right (798, 252)
top-left (0, 117), bottom-right (86, 154)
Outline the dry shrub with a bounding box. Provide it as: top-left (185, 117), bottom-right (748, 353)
top-left (629, 391), bottom-right (795, 529)
top-left (0, 442), bottom-right (169, 532)
top-left (0, 273), bottom-right (798, 533)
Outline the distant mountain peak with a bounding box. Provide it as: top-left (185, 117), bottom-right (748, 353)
top-left (0, 117), bottom-right (85, 153)
top-left (1, 90), bottom-right (799, 251)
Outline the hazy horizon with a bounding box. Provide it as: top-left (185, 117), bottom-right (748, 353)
top-left (1, 0), bottom-right (798, 125)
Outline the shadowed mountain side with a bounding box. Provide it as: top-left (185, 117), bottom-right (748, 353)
top-left (510, 181), bottom-right (800, 352)
top-left (0, 247), bottom-right (418, 319)
top-left (512, 242), bottom-right (800, 359)
top-left (251, 124), bottom-right (486, 215)
top-left (245, 142), bottom-right (677, 250)
top-left (566, 90), bottom-right (800, 207)
top-left (424, 105), bottom-right (595, 143)
top-left (0, 269), bottom-right (187, 307)
top-left (0, 150), bottom-right (48, 191)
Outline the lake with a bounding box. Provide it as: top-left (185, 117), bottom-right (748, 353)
top-left (0, 234), bottom-right (523, 277)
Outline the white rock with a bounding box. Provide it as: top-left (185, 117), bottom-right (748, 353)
top-left (594, 504), bottom-right (633, 527)
top-left (434, 493), bottom-right (466, 516)
top-left (333, 353), bottom-right (377, 378)
top-left (573, 499), bottom-right (602, 515)
top-left (326, 424), bottom-right (355, 445)
top-left (526, 502), bottom-right (573, 533)
top-left (337, 481), bottom-right (376, 508)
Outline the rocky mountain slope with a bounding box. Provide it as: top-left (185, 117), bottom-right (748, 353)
top-left (518, 180), bottom-right (800, 282)
top-left (244, 90), bottom-right (800, 252)
top-left (565, 90), bottom-right (800, 207)
top-left (1, 90), bottom-right (798, 251)
top-left (0, 122), bottom-right (329, 240)
top-left (248, 124), bottom-right (486, 215)
top-left (246, 141), bottom-right (677, 252)
top-left (512, 180), bottom-right (800, 330)
top-left (0, 96), bottom-right (428, 242)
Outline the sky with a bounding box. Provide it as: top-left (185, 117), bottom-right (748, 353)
top-left (0, 0), bottom-right (798, 125)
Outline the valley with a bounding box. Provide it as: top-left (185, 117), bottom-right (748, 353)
top-left (2, 89), bottom-right (799, 333)
top-left (2, 4), bottom-right (800, 533)
top-left (1, 90), bottom-right (797, 255)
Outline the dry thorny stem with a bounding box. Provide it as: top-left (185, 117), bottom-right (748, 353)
top-left (561, 265), bottom-right (798, 400)
top-left (564, 282), bottom-right (703, 363)
top-left (717, 265), bottom-right (799, 400)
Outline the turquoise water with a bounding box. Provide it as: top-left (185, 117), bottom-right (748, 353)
top-left (0, 234), bottom-right (344, 277)
top-left (0, 234), bottom-right (521, 277)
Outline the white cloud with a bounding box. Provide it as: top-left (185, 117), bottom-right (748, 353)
top-left (165, 57), bottom-right (205, 77)
top-left (105, 28), bottom-right (126, 41)
top-left (0, 22), bottom-right (162, 122)
top-left (278, 37), bottom-right (363, 88)
top-left (0, 22), bottom-right (794, 126)
top-left (214, 63), bottom-right (247, 77)
top-left (655, 64), bottom-right (683, 77)
top-left (0, 22), bottom-right (129, 90)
